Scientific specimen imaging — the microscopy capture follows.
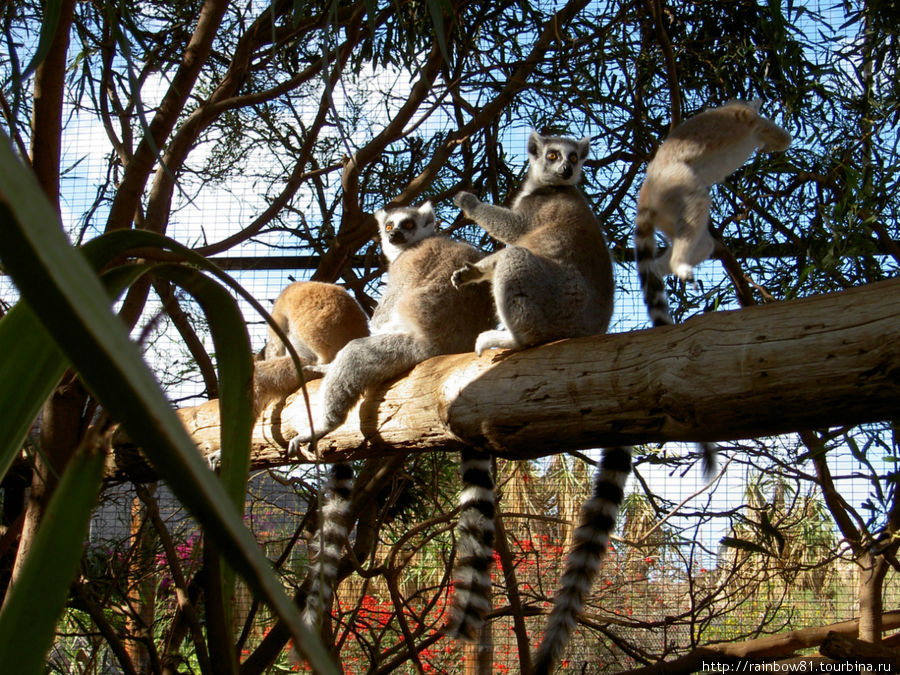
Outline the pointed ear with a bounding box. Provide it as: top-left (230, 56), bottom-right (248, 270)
top-left (374, 209), bottom-right (387, 226)
top-left (577, 136), bottom-right (592, 160)
top-left (527, 130), bottom-right (543, 158)
top-left (418, 201), bottom-right (436, 224)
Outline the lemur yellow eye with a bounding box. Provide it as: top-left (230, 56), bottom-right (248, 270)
top-left (546, 151), bottom-right (559, 161)
top-left (400, 219), bottom-right (415, 230)
top-left (384, 223), bottom-right (394, 232)
top-left (569, 153), bottom-right (579, 164)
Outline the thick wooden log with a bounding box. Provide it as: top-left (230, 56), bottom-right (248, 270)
top-left (167, 278), bottom-right (899, 468)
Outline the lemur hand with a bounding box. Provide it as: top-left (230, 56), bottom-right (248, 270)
top-left (453, 191), bottom-right (480, 214)
top-left (451, 262), bottom-right (483, 289)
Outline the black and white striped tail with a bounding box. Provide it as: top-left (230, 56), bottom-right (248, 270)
top-left (636, 214), bottom-right (719, 482)
top-left (635, 210), bottom-right (673, 327)
top-left (531, 447), bottom-right (632, 675)
top-left (446, 448), bottom-right (495, 640)
top-left (302, 461), bottom-right (353, 629)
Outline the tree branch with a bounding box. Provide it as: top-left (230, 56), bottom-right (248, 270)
top-left (105, 0), bottom-right (229, 232)
top-left (105, 278), bottom-right (900, 478)
top-left (618, 610), bottom-right (900, 674)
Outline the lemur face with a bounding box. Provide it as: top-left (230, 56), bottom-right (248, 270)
top-left (527, 131), bottom-right (591, 186)
top-left (374, 202), bottom-right (437, 262)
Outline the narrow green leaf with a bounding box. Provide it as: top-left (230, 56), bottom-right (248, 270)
top-left (0, 431), bottom-right (105, 674)
top-left (19, 0), bottom-right (62, 81)
top-left (0, 304), bottom-right (67, 480)
top-left (151, 263), bottom-right (254, 508)
top-left (151, 262), bottom-right (255, 652)
top-left (0, 263), bottom-right (154, 483)
top-left (426, 0), bottom-right (451, 65)
top-left (80, 228), bottom-right (309, 390)
top-left (83, 228), bottom-right (316, 444)
top-left (0, 135), bottom-right (336, 673)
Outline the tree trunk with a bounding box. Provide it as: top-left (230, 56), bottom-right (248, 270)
top-left (820, 631), bottom-right (900, 669)
top-left (7, 0), bottom-right (81, 596)
top-left (125, 488), bottom-right (157, 671)
top-left (10, 380), bottom-right (87, 589)
top-left (858, 552), bottom-right (889, 642)
top-left (151, 278), bottom-right (900, 473)
top-left (29, 0), bottom-right (77, 214)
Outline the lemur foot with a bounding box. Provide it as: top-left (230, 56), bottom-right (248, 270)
top-left (287, 434), bottom-right (312, 459)
top-left (675, 263), bottom-right (699, 290)
top-left (287, 411), bottom-right (341, 459)
top-left (474, 329), bottom-right (521, 356)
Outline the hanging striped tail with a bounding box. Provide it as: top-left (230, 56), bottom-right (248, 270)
top-left (636, 213), bottom-right (720, 482)
top-left (445, 448), bottom-right (495, 640)
top-left (531, 447), bottom-right (633, 675)
top-left (302, 461), bottom-right (354, 629)
top-left (635, 208), bottom-right (673, 327)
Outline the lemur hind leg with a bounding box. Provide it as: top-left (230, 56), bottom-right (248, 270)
top-left (482, 245), bottom-right (567, 351)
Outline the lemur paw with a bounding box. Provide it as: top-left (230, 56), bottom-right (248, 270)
top-left (451, 262), bottom-right (482, 289)
top-left (453, 191), bottom-right (480, 214)
top-left (474, 329), bottom-right (520, 356)
top-left (206, 450), bottom-right (221, 470)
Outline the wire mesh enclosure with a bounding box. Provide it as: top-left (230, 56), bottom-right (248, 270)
top-left (1, 0), bottom-right (898, 673)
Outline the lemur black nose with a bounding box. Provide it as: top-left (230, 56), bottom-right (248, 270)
top-left (561, 165), bottom-right (573, 179)
top-left (388, 229), bottom-right (406, 244)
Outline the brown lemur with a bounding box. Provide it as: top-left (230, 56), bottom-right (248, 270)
top-left (253, 280), bottom-right (370, 414)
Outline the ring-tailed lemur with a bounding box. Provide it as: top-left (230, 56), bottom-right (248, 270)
top-left (286, 202), bottom-right (496, 632)
top-left (634, 99), bottom-right (791, 326)
top-left (245, 281), bottom-right (368, 630)
top-left (452, 131), bottom-right (632, 669)
top-left (634, 100), bottom-right (790, 477)
top-left (531, 446), bottom-right (633, 675)
top-left (254, 280), bottom-right (370, 413)
top-left (287, 202), bottom-right (495, 447)
top-left (451, 130), bottom-right (614, 354)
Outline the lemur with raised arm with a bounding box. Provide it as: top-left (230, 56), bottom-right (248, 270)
top-left (451, 131), bottom-right (613, 353)
top-left (451, 130), bottom-right (632, 673)
top-left (286, 202), bottom-right (497, 632)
